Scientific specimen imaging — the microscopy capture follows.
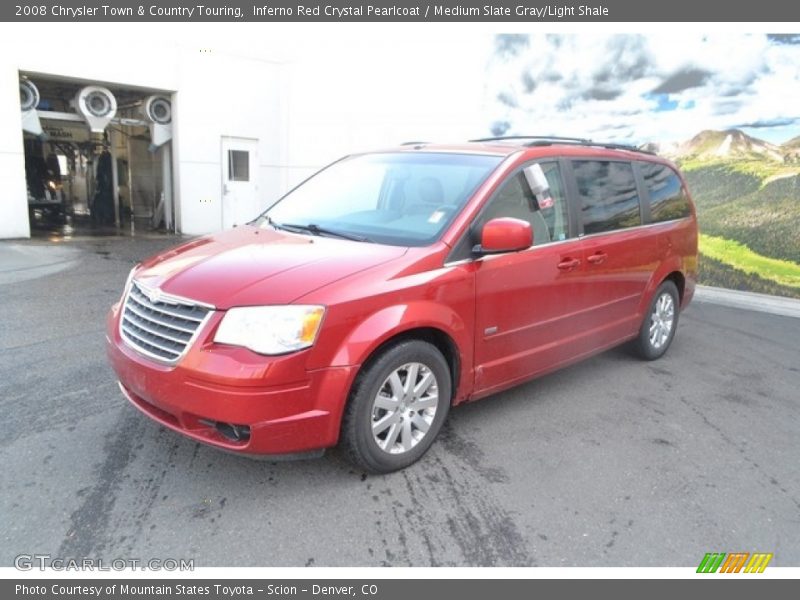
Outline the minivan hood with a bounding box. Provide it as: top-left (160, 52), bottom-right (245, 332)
top-left (133, 226), bottom-right (408, 309)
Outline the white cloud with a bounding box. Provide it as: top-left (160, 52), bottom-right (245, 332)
top-left (8, 25), bottom-right (796, 150)
top-left (486, 33), bottom-right (800, 144)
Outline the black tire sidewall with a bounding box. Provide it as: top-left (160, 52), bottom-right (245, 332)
top-left (638, 281), bottom-right (680, 360)
top-left (343, 340), bottom-right (451, 473)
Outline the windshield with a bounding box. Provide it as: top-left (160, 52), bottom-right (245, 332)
top-left (257, 152), bottom-right (503, 246)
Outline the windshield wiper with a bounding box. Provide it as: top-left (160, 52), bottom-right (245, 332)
top-left (263, 216), bottom-right (303, 235)
top-left (271, 220), bottom-right (372, 243)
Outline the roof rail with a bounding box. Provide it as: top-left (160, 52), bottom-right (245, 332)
top-left (468, 135), bottom-right (656, 156)
top-left (401, 140), bottom-right (428, 146)
top-left (597, 142), bottom-right (656, 155)
top-left (526, 139), bottom-right (655, 155)
top-left (470, 135), bottom-right (591, 144)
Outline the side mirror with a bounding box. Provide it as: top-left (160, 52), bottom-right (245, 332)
top-left (474, 218), bottom-right (533, 255)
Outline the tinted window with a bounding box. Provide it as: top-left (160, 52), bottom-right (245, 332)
top-left (640, 162), bottom-right (691, 222)
top-left (573, 160), bottom-right (641, 234)
top-left (477, 161), bottom-right (569, 245)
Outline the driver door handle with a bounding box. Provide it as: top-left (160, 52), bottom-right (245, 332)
top-left (557, 258), bottom-right (581, 271)
top-left (587, 252), bottom-right (608, 265)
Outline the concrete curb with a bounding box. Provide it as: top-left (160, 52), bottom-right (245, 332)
top-left (694, 285), bottom-right (800, 319)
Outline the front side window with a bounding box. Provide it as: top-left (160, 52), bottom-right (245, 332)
top-left (259, 152), bottom-right (503, 246)
top-left (573, 160), bottom-right (641, 235)
top-left (476, 161), bottom-right (569, 245)
top-left (640, 161), bottom-right (691, 222)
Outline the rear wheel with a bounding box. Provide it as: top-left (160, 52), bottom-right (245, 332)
top-left (634, 280), bottom-right (680, 360)
top-left (340, 340), bottom-right (451, 473)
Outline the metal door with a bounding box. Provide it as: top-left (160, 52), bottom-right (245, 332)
top-left (221, 137), bottom-right (258, 229)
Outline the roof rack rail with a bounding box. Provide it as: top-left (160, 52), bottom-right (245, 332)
top-left (526, 139), bottom-right (655, 155)
top-left (598, 142), bottom-right (656, 155)
top-left (469, 135), bottom-right (656, 156)
top-left (401, 140), bottom-right (428, 146)
top-left (470, 135), bottom-right (591, 144)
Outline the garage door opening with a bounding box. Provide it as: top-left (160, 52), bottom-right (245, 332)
top-left (20, 73), bottom-right (176, 239)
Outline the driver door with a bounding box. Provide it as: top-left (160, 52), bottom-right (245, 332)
top-left (472, 161), bottom-right (587, 397)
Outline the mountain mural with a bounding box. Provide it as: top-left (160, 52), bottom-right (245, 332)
top-left (646, 129), bottom-right (794, 163)
top-left (648, 130), bottom-right (800, 299)
top-left (676, 129), bottom-right (784, 162)
top-left (482, 33), bottom-right (800, 299)
top-left (783, 136), bottom-right (800, 163)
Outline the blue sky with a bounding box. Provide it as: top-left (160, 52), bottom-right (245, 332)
top-left (487, 33), bottom-right (800, 146)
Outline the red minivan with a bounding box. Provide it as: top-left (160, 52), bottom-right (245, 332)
top-left (107, 137), bottom-right (698, 473)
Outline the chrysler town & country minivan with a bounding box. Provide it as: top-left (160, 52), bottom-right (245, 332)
top-left (106, 136), bottom-right (698, 473)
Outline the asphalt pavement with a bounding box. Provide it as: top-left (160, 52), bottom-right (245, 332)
top-left (1, 236), bottom-right (799, 567)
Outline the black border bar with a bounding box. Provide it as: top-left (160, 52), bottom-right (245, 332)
top-left (4, 579), bottom-right (800, 600)
top-left (4, 1), bottom-right (800, 22)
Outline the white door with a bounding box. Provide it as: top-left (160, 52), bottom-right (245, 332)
top-left (221, 137), bottom-right (259, 229)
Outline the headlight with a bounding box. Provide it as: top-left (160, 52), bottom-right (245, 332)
top-left (214, 305), bottom-right (325, 355)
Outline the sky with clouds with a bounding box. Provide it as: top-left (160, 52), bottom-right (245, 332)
top-left (486, 33), bottom-right (800, 145)
top-left (13, 25), bottom-right (795, 158)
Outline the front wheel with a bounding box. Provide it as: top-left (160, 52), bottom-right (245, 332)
top-left (340, 340), bottom-right (451, 473)
top-left (634, 280), bottom-right (680, 360)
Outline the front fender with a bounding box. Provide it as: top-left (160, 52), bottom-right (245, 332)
top-left (325, 301), bottom-right (473, 402)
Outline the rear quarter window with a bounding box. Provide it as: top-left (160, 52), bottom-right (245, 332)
top-left (640, 161), bottom-right (691, 222)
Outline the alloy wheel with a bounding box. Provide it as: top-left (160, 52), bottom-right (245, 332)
top-left (649, 292), bottom-right (675, 350)
top-left (371, 362), bottom-right (439, 454)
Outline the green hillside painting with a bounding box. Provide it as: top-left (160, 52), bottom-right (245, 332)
top-left (486, 34), bottom-right (800, 300)
top-left (674, 130), bottom-right (800, 299)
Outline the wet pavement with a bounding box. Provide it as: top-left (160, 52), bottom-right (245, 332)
top-left (1, 236), bottom-right (799, 567)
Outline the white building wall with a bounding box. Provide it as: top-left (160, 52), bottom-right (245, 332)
top-left (0, 26), bottom-right (488, 240)
top-left (281, 32), bottom-right (489, 190)
top-left (0, 27), bottom-right (287, 239)
top-left (172, 47), bottom-right (286, 235)
top-left (0, 62), bottom-right (30, 239)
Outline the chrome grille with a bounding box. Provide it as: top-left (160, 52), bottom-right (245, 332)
top-left (120, 281), bottom-right (213, 363)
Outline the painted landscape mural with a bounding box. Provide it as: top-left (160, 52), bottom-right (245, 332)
top-left (486, 34), bottom-right (800, 298)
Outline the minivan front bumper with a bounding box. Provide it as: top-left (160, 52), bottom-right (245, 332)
top-left (106, 303), bottom-right (356, 456)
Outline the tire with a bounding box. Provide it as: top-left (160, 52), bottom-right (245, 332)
top-left (340, 340), bottom-right (451, 473)
top-left (634, 280), bottom-right (680, 360)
